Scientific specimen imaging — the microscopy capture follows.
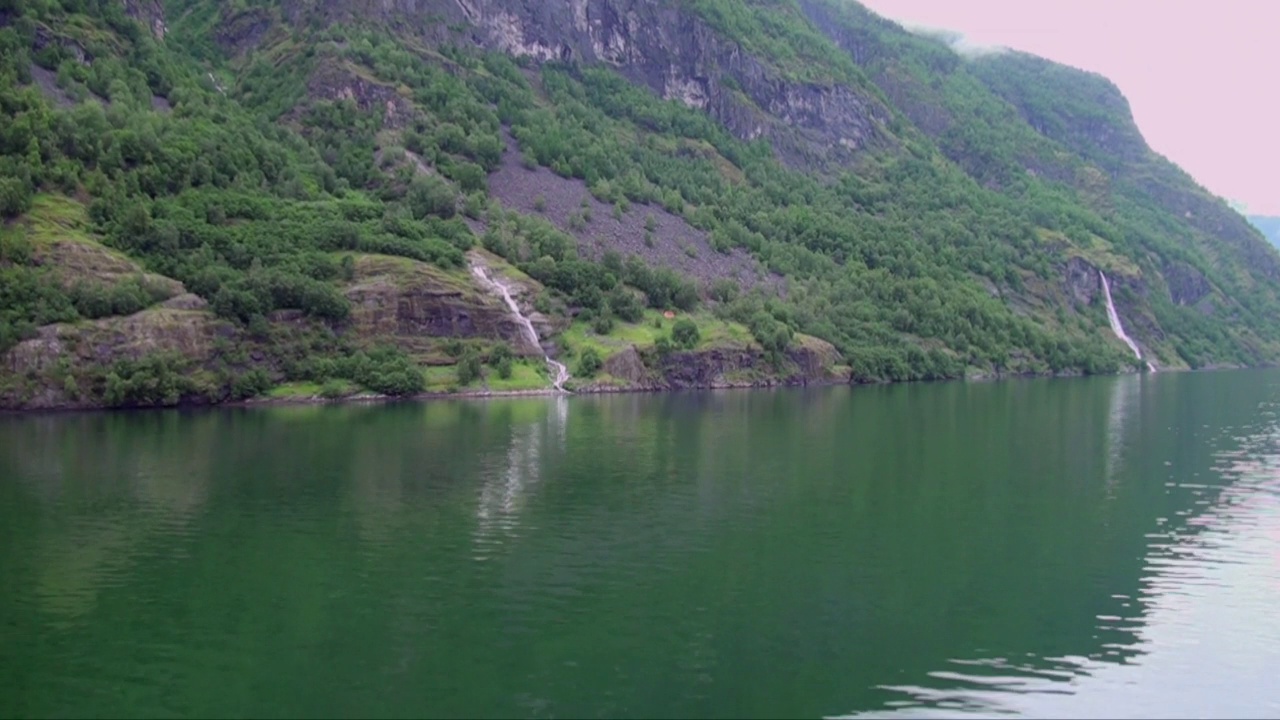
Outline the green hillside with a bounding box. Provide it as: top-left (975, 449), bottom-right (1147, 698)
top-left (1, 0), bottom-right (1278, 409)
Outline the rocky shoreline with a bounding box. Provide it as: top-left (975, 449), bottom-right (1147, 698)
top-left (0, 374), bottom-right (860, 415)
top-left (3, 363), bottom-right (1211, 416)
top-left (240, 375), bottom-right (844, 408)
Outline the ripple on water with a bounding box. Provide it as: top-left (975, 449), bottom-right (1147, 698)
top-left (841, 420), bottom-right (1280, 719)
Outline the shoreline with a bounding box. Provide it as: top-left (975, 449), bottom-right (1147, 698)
top-left (230, 376), bottom-right (843, 410)
top-left (4, 363), bottom-right (1257, 416)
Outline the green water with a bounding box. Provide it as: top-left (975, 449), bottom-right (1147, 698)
top-left (3, 372), bottom-right (1280, 718)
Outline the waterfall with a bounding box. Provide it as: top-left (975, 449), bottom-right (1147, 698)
top-left (1100, 271), bottom-right (1155, 372)
top-left (470, 262), bottom-right (569, 392)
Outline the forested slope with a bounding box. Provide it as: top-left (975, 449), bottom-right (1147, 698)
top-left (1, 0), bottom-right (1277, 409)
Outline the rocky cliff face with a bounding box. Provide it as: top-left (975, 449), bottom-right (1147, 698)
top-left (304, 62), bottom-right (414, 128)
top-left (343, 254), bottom-right (544, 358)
top-left (1063, 257), bottom-right (1102, 309)
top-left (1, 302), bottom-right (227, 410)
top-left (1162, 260), bottom-right (1212, 310)
top-left (592, 334), bottom-right (846, 391)
top-left (970, 53), bottom-right (1148, 170)
top-left (121, 0), bottom-right (167, 39)
top-left (250, 0), bottom-right (896, 169)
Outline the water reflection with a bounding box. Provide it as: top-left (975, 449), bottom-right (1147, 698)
top-left (473, 396), bottom-right (569, 555)
top-left (838, 391), bottom-right (1280, 719)
top-left (0, 412), bottom-right (213, 622)
top-left (5, 375), bottom-right (1280, 719)
top-left (1104, 374), bottom-right (1143, 494)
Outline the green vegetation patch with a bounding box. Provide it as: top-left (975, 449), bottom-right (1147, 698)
top-left (563, 309), bottom-right (751, 362)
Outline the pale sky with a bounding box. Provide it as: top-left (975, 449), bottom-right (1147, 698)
top-left (856, 0), bottom-right (1280, 215)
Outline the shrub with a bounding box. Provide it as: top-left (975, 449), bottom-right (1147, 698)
top-left (0, 231), bottom-right (32, 264)
top-left (463, 192), bottom-right (487, 219)
top-left (495, 355), bottom-right (513, 379)
top-left (230, 369), bottom-right (272, 400)
top-left (576, 347), bottom-right (603, 376)
top-left (62, 375), bottom-right (79, 399)
top-left (488, 343), bottom-right (514, 379)
top-left (488, 342), bottom-right (513, 364)
top-left (607, 287), bottom-right (644, 323)
top-left (710, 279), bottom-right (739, 303)
top-left (457, 349), bottom-right (482, 385)
top-left (97, 354), bottom-right (194, 407)
top-left (593, 312), bottom-right (614, 335)
top-left (0, 177), bottom-right (32, 218)
top-left (671, 318), bottom-right (700, 349)
top-left (320, 379), bottom-right (348, 399)
top-left (406, 176), bottom-right (457, 219)
top-left (749, 312), bottom-right (792, 355)
top-left (364, 368), bottom-right (423, 396)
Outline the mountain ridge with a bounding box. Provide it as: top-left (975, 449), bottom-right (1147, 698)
top-left (2, 0), bottom-right (1279, 410)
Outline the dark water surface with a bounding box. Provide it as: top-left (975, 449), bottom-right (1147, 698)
top-left (3, 371), bottom-right (1279, 718)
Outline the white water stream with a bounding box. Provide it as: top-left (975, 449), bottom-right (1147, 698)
top-left (1100, 271), bottom-right (1155, 372)
top-left (471, 263), bottom-right (569, 392)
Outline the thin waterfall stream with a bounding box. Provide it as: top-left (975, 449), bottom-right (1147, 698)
top-left (471, 262), bottom-right (570, 392)
top-left (1100, 270), bottom-right (1156, 372)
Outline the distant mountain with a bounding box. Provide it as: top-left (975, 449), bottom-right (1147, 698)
top-left (1248, 216), bottom-right (1280, 250)
top-left (4, 0), bottom-right (1280, 410)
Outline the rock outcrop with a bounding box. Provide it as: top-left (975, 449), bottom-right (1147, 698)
top-left (342, 254), bottom-right (544, 358)
top-left (248, 0), bottom-right (896, 170)
top-left (304, 61), bottom-right (413, 128)
top-left (1064, 256), bottom-right (1102, 308)
top-left (1163, 261), bottom-right (1212, 309)
top-left (586, 334), bottom-right (846, 392)
top-left (1, 307), bottom-right (227, 410)
top-left (121, 0), bottom-right (167, 39)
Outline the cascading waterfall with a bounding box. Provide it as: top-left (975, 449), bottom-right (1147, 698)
top-left (471, 262), bottom-right (570, 392)
top-left (1099, 270), bottom-right (1156, 372)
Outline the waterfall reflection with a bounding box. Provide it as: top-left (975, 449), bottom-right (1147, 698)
top-left (472, 397), bottom-right (569, 556)
top-left (1105, 374), bottom-right (1143, 495)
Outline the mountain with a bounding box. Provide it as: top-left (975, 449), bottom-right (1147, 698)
top-left (3, 0), bottom-right (1280, 410)
top-left (1248, 216), bottom-right (1280, 250)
